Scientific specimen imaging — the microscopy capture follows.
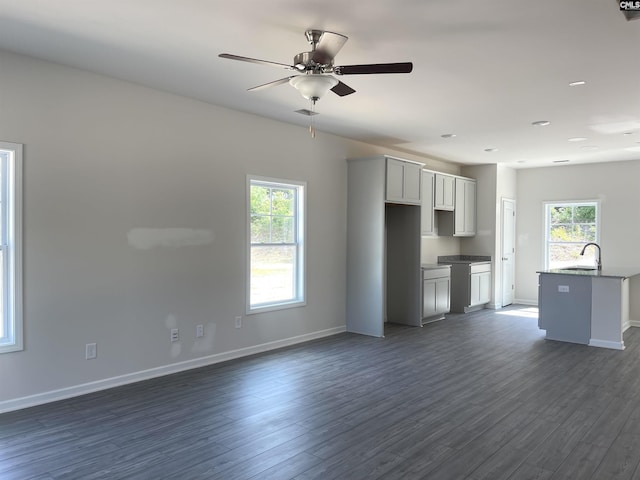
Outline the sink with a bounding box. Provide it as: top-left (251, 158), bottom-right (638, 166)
top-left (561, 266), bottom-right (597, 271)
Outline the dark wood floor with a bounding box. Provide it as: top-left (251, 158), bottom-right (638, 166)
top-left (3, 305), bottom-right (640, 479)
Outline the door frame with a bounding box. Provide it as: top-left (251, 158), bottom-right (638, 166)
top-left (501, 198), bottom-right (516, 307)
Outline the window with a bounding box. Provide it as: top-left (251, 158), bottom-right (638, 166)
top-left (0, 142), bottom-right (23, 353)
top-left (544, 201), bottom-right (598, 270)
top-left (247, 176), bottom-right (305, 313)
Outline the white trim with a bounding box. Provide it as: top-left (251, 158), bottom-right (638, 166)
top-left (0, 141), bottom-right (23, 354)
top-left (542, 200), bottom-right (600, 271)
top-left (629, 320), bottom-right (640, 328)
top-left (0, 325), bottom-right (346, 414)
top-left (246, 175), bottom-right (307, 315)
top-left (589, 338), bottom-right (625, 350)
top-left (513, 298), bottom-right (538, 306)
top-left (500, 197), bottom-right (516, 308)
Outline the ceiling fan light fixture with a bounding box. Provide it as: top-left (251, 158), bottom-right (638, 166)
top-left (289, 75), bottom-right (338, 101)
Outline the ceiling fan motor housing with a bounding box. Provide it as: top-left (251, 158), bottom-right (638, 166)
top-left (293, 51), bottom-right (332, 72)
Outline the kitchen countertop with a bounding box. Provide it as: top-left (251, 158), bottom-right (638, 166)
top-left (537, 267), bottom-right (640, 279)
top-left (437, 255), bottom-right (491, 264)
top-left (422, 263), bottom-right (451, 270)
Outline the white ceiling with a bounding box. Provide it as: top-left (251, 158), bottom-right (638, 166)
top-left (1, 0), bottom-right (639, 168)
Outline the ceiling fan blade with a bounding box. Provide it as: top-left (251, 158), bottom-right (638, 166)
top-left (247, 77), bottom-right (296, 92)
top-left (331, 81), bottom-right (356, 97)
top-left (219, 53), bottom-right (295, 70)
top-left (334, 62), bottom-right (413, 75)
top-left (311, 30), bottom-right (348, 62)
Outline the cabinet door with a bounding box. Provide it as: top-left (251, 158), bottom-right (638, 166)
top-left (454, 179), bottom-right (466, 234)
top-left (386, 159), bottom-right (405, 202)
top-left (464, 180), bottom-right (476, 235)
top-left (403, 162), bottom-right (422, 204)
top-left (434, 174), bottom-right (455, 210)
top-left (423, 279), bottom-right (437, 318)
top-left (479, 271), bottom-right (491, 304)
top-left (421, 171), bottom-right (435, 235)
top-left (453, 178), bottom-right (476, 236)
top-left (435, 278), bottom-right (450, 314)
top-left (470, 271), bottom-right (491, 306)
top-left (470, 273), bottom-right (481, 306)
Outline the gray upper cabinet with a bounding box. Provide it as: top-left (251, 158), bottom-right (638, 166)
top-left (421, 170), bottom-right (435, 236)
top-left (454, 177), bottom-right (476, 236)
top-left (434, 173), bottom-right (455, 211)
top-left (439, 176), bottom-right (476, 237)
top-left (386, 158), bottom-right (422, 205)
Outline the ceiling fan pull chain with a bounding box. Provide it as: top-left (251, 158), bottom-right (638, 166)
top-left (309, 99), bottom-right (316, 138)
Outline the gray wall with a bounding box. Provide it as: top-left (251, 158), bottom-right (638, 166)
top-left (460, 164), bottom-right (516, 308)
top-left (0, 50), bottom-right (455, 409)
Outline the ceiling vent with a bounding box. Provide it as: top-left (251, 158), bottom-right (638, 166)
top-left (295, 109), bottom-right (319, 116)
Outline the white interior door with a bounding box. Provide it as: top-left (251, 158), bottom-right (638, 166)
top-left (501, 199), bottom-right (516, 307)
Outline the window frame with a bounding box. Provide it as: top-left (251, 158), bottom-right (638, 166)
top-left (543, 200), bottom-right (599, 270)
top-left (0, 141), bottom-right (23, 354)
top-left (246, 175), bottom-right (306, 314)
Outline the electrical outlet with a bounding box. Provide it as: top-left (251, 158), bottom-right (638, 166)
top-left (558, 285), bottom-right (570, 293)
top-left (170, 328), bottom-right (179, 342)
top-left (235, 316), bottom-right (242, 329)
top-left (196, 324), bottom-right (204, 338)
top-left (86, 343), bottom-right (97, 360)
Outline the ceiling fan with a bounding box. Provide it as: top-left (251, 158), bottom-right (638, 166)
top-left (219, 30), bottom-right (413, 104)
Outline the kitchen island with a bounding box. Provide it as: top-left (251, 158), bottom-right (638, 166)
top-left (537, 267), bottom-right (640, 350)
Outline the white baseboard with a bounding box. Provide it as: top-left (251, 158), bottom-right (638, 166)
top-left (513, 298), bottom-right (538, 306)
top-left (589, 338), bottom-right (625, 350)
top-left (630, 319), bottom-right (640, 328)
top-left (0, 326), bottom-right (346, 414)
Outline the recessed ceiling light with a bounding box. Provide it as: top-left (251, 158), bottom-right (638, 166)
top-left (569, 81), bottom-right (586, 87)
top-left (484, 148), bottom-right (498, 152)
top-left (441, 133), bottom-right (456, 138)
top-left (568, 137), bottom-right (587, 142)
top-left (531, 120), bottom-right (551, 126)
top-left (516, 160), bottom-right (526, 164)
top-left (553, 159), bottom-right (570, 163)
top-left (623, 132), bottom-right (635, 136)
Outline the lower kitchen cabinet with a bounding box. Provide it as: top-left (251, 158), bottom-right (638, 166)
top-left (470, 269), bottom-right (491, 307)
top-left (422, 265), bottom-right (451, 323)
top-left (441, 259), bottom-right (492, 313)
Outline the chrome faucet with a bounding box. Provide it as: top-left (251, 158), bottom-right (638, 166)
top-left (580, 242), bottom-right (602, 270)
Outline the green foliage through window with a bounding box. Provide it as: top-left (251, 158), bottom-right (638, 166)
top-left (250, 184), bottom-right (296, 244)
